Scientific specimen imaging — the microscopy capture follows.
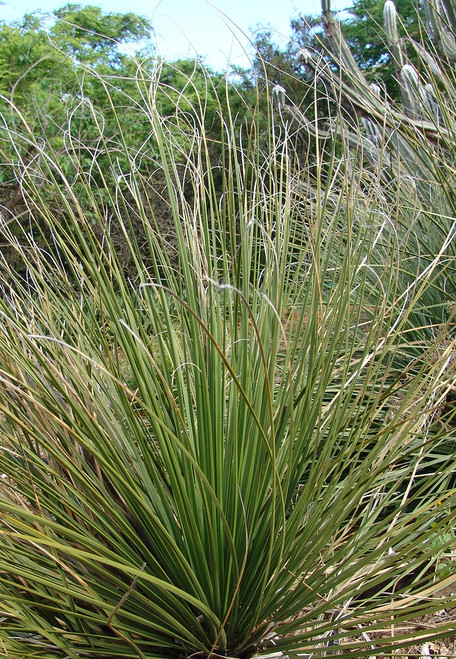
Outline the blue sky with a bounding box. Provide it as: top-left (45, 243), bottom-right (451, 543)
top-left (1, 0), bottom-right (351, 70)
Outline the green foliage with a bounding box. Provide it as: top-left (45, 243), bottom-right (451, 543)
top-left (253, 29), bottom-right (308, 88)
top-left (0, 3), bottom-right (455, 657)
top-left (50, 3), bottom-right (153, 65)
top-left (275, 0), bottom-right (456, 345)
top-left (341, 0), bottom-right (425, 94)
top-left (0, 50), bottom-right (455, 659)
top-left (0, 5), bottom-right (156, 211)
top-left (0, 6), bottom-right (253, 277)
top-left (251, 18), bottom-right (323, 107)
top-left (253, 0), bottom-right (426, 102)
top-left (0, 5), bottom-right (153, 112)
top-left (0, 14), bottom-right (65, 110)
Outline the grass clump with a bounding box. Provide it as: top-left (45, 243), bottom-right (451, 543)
top-left (0, 57), bottom-right (455, 659)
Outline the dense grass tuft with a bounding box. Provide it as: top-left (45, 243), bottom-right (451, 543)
top-left (0, 55), bottom-right (455, 658)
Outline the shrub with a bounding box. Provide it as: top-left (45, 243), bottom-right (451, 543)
top-left (0, 56), bottom-right (455, 658)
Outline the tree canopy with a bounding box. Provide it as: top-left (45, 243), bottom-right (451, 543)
top-left (50, 3), bottom-right (153, 65)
